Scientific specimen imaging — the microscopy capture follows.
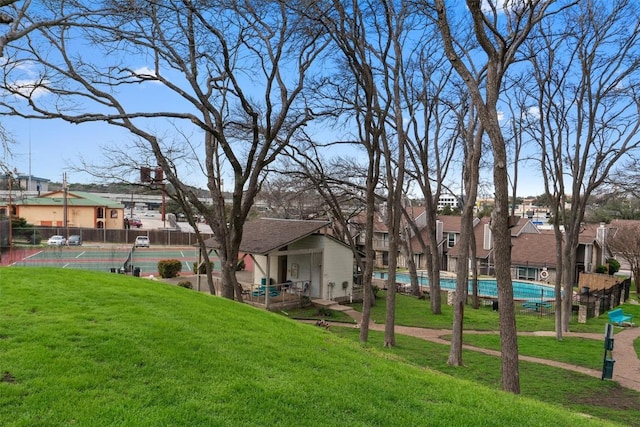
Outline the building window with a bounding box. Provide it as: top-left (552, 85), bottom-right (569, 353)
top-left (110, 209), bottom-right (118, 218)
top-left (448, 232), bottom-right (456, 248)
top-left (97, 221), bottom-right (104, 229)
top-left (517, 266), bottom-right (536, 281)
top-left (97, 207), bottom-right (104, 219)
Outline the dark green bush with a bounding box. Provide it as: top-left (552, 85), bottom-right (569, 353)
top-left (158, 259), bottom-right (182, 278)
top-left (372, 285), bottom-right (380, 298)
top-left (193, 261), bottom-right (215, 274)
top-left (28, 232), bottom-right (42, 245)
top-left (177, 280), bottom-right (192, 289)
top-left (606, 258), bottom-right (621, 275)
top-left (316, 307), bottom-right (333, 317)
top-left (595, 265), bottom-right (608, 274)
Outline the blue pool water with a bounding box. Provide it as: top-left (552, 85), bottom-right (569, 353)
top-left (374, 271), bottom-right (555, 300)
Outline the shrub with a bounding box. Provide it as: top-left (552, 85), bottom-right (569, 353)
top-left (177, 280), bottom-right (192, 289)
top-left (28, 232), bottom-right (42, 245)
top-left (595, 265), bottom-right (608, 274)
top-left (606, 258), bottom-right (621, 275)
top-left (316, 307), bottom-right (333, 317)
top-left (372, 285), bottom-right (380, 298)
top-left (158, 259), bottom-right (182, 278)
top-left (193, 261), bottom-right (216, 274)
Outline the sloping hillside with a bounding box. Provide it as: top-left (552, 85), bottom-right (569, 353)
top-left (0, 268), bottom-right (615, 426)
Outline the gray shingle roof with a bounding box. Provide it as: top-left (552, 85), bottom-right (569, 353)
top-left (510, 232), bottom-right (558, 268)
top-left (204, 218), bottom-right (330, 255)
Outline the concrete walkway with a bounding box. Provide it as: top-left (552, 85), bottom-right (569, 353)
top-left (328, 304), bottom-right (640, 392)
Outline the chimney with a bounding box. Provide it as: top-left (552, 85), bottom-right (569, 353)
top-left (483, 223), bottom-right (492, 250)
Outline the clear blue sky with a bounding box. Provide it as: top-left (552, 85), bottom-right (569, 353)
top-left (2, 108), bottom-right (548, 196)
top-left (4, 115), bottom-right (135, 185)
top-left (0, 1), bottom-right (548, 197)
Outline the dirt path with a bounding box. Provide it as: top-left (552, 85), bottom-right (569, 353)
top-left (332, 306), bottom-right (640, 392)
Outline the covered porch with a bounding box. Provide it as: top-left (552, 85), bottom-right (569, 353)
top-left (202, 218), bottom-right (358, 311)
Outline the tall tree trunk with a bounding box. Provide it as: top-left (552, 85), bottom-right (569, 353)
top-left (561, 235), bottom-right (578, 332)
top-left (552, 221), bottom-right (564, 340)
top-left (402, 237), bottom-right (421, 296)
top-left (359, 161), bottom-right (379, 342)
top-left (492, 152), bottom-right (520, 394)
top-left (448, 212), bottom-right (471, 366)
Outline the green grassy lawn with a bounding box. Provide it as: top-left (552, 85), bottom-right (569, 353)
top-left (0, 267), bottom-right (622, 426)
top-left (330, 289), bottom-right (640, 426)
top-left (331, 328), bottom-right (640, 426)
top-left (352, 290), bottom-right (640, 334)
top-left (343, 290), bottom-right (640, 372)
top-left (266, 290), bottom-right (638, 374)
top-left (453, 334), bottom-right (605, 370)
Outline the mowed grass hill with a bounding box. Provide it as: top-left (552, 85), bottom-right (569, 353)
top-left (0, 268), bottom-right (617, 426)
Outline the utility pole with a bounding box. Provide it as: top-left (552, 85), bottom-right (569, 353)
top-left (63, 172), bottom-right (68, 240)
top-left (8, 171), bottom-right (13, 263)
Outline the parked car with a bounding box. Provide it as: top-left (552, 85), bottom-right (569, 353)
top-left (67, 235), bottom-right (82, 246)
top-left (134, 236), bottom-right (150, 248)
top-left (126, 216), bottom-right (143, 228)
top-left (47, 235), bottom-right (66, 246)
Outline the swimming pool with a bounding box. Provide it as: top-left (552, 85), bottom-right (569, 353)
top-left (373, 271), bottom-right (556, 300)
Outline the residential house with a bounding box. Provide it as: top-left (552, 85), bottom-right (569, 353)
top-left (509, 227), bottom-right (558, 282)
top-left (350, 206), bottom-right (427, 269)
top-left (361, 201), bottom-right (631, 284)
top-left (445, 216), bottom-right (493, 274)
top-left (406, 214), bottom-right (469, 271)
top-left (595, 219), bottom-right (640, 275)
top-left (446, 216), bottom-right (558, 281)
top-left (446, 217), bottom-right (606, 283)
top-left (349, 212), bottom-right (391, 268)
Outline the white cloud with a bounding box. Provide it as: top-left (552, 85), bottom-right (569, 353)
top-left (131, 66), bottom-right (161, 83)
top-left (527, 106), bottom-right (540, 119)
top-left (7, 79), bottom-right (50, 98)
top-left (481, 0), bottom-right (529, 14)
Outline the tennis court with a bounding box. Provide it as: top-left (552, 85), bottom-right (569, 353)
top-left (10, 245), bottom-right (213, 276)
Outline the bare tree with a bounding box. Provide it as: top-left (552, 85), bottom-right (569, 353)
top-left (522, 0), bottom-right (640, 333)
top-left (302, 0), bottom-right (400, 343)
top-left (378, 0), bottom-right (413, 348)
top-left (607, 223), bottom-right (640, 294)
top-left (0, 0), bottom-right (78, 167)
top-left (277, 148), bottom-right (372, 297)
top-left (448, 97), bottom-right (484, 366)
top-left (432, 0), bottom-right (563, 394)
top-left (0, 1), bottom-right (328, 299)
top-left (402, 30), bottom-right (461, 314)
top-left (258, 176), bottom-right (328, 220)
top-left (399, 200), bottom-right (423, 297)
